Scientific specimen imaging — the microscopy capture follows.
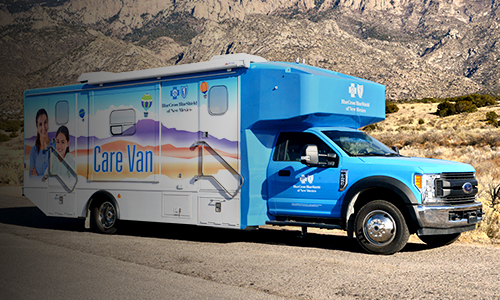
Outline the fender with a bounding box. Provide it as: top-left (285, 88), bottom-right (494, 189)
top-left (341, 176), bottom-right (419, 236)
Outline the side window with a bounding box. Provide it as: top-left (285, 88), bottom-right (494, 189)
top-left (55, 101), bottom-right (69, 125)
top-left (273, 132), bottom-right (337, 165)
top-left (110, 109), bottom-right (136, 136)
top-left (208, 86), bottom-right (228, 115)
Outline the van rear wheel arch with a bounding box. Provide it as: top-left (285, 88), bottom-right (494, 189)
top-left (86, 191), bottom-right (120, 234)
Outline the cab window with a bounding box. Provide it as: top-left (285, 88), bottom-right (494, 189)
top-left (273, 132), bottom-right (337, 166)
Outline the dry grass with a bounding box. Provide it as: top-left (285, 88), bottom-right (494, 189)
top-left (0, 132), bottom-right (23, 185)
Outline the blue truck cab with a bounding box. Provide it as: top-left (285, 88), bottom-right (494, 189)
top-left (23, 53), bottom-right (482, 254)
top-left (238, 57), bottom-right (483, 254)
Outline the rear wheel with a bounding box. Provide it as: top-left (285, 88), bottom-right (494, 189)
top-left (355, 200), bottom-right (409, 255)
top-left (92, 201), bottom-right (118, 234)
top-left (418, 233), bottom-right (461, 248)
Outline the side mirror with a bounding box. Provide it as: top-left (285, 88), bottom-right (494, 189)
top-left (301, 144), bottom-right (319, 165)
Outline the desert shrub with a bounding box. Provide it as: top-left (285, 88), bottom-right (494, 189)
top-left (486, 182), bottom-right (500, 212)
top-left (437, 100), bottom-right (477, 117)
top-left (455, 100), bottom-right (478, 114)
top-left (459, 94), bottom-right (497, 108)
top-left (418, 119), bottom-right (425, 125)
top-left (362, 124), bottom-right (378, 132)
top-left (0, 159), bottom-right (22, 184)
top-left (480, 182), bottom-right (500, 239)
top-left (486, 111), bottom-right (499, 126)
top-left (386, 101), bottom-right (399, 114)
top-left (443, 94), bottom-right (497, 107)
top-left (0, 133), bottom-right (10, 142)
top-left (434, 94), bottom-right (497, 117)
top-left (420, 97), bottom-right (438, 103)
top-left (486, 111), bottom-right (499, 120)
top-left (0, 120), bottom-right (23, 132)
top-left (437, 101), bottom-right (456, 117)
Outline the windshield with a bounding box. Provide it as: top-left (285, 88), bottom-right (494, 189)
top-left (323, 130), bottom-right (398, 157)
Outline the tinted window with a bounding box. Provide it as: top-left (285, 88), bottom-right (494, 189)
top-left (56, 101), bottom-right (69, 125)
top-left (208, 86), bottom-right (228, 115)
top-left (110, 109), bottom-right (136, 136)
top-left (273, 132), bottom-right (337, 164)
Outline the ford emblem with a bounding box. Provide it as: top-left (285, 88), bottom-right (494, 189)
top-left (462, 182), bottom-right (473, 194)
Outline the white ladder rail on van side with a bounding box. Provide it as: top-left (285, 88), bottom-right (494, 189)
top-left (194, 140), bottom-right (244, 198)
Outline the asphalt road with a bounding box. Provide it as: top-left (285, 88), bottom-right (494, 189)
top-left (1, 187), bottom-right (499, 300)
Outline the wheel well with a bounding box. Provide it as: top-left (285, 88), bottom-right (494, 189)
top-left (86, 190), bottom-right (120, 219)
top-left (352, 187), bottom-right (418, 233)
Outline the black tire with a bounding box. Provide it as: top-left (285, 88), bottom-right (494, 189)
top-left (418, 233), bottom-right (461, 248)
top-left (91, 200), bottom-right (118, 234)
top-left (355, 200), bottom-right (409, 255)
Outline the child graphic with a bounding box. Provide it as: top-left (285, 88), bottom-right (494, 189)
top-left (45, 125), bottom-right (75, 179)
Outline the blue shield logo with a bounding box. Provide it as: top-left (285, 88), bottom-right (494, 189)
top-left (181, 86), bottom-right (188, 99)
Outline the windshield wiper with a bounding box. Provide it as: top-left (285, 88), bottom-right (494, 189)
top-left (355, 153), bottom-right (385, 157)
top-left (384, 152), bottom-right (403, 157)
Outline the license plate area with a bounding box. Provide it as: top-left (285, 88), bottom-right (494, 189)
top-left (449, 209), bottom-right (482, 224)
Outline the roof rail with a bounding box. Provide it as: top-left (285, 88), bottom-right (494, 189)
top-left (78, 53), bottom-right (267, 85)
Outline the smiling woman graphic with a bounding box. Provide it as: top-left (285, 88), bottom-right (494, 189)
top-left (29, 108), bottom-right (55, 177)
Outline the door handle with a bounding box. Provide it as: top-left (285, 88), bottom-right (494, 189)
top-left (278, 170), bottom-right (291, 177)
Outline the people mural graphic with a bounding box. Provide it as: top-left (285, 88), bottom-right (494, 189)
top-left (29, 108), bottom-right (75, 180)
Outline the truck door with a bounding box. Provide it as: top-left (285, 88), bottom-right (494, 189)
top-left (197, 77), bottom-right (241, 196)
top-left (267, 132), bottom-right (342, 218)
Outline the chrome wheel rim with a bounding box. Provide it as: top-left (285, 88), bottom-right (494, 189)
top-left (362, 210), bottom-right (396, 246)
top-left (99, 202), bottom-right (116, 229)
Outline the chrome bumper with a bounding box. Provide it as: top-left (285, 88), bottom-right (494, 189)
top-left (415, 201), bottom-right (483, 235)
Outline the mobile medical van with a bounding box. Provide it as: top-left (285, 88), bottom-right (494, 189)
top-left (24, 53), bottom-right (482, 254)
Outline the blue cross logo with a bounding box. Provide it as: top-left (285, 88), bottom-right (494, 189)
top-left (349, 83), bottom-right (357, 98)
top-left (171, 87), bottom-right (179, 100)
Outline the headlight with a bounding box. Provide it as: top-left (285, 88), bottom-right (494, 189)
top-left (415, 174), bottom-right (441, 204)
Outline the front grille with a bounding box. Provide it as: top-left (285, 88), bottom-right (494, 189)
top-left (436, 180), bottom-right (444, 197)
top-left (441, 172), bottom-right (475, 180)
top-left (437, 172), bottom-right (477, 204)
top-left (443, 195), bottom-right (477, 205)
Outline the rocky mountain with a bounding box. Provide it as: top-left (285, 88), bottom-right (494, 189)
top-left (2, 0), bottom-right (500, 116)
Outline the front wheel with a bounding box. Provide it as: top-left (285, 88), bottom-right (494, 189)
top-left (355, 200), bottom-right (409, 255)
top-left (91, 201), bottom-right (118, 234)
top-left (418, 233), bottom-right (461, 248)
